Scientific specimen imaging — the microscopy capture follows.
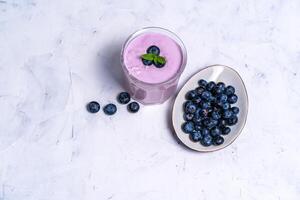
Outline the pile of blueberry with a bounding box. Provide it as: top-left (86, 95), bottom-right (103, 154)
top-left (86, 92), bottom-right (140, 115)
top-left (182, 79), bottom-right (239, 147)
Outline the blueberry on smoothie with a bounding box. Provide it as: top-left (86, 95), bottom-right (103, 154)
top-left (146, 45), bottom-right (160, 55)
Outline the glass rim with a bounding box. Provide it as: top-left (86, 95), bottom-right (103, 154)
top-left (120, 27), bottom-right (187, 87)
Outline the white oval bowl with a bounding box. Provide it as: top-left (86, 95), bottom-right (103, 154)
top-left (172, 65), bottom-right (249, 152)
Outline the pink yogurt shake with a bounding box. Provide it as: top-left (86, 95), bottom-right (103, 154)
top-left (121, 27), bottom-right (187, 105)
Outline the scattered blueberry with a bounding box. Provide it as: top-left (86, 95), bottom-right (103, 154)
top-left (127, 102), bottom-right (140, 113)
top-left (213, 135), bottom-right (224, 145)
top-left (182, 121), bottom-right (195, 133)
top-left (103, 103), bottom-right (117, 115)
top-left (87, 101), bottom-right (100, 113)
top-left (228, 94), bottom-right (238, 104)
top-left (190, 131), bottom-right (203, 142)
top-left (146, 45), bottom-right (160, 55)
top-left (117, 92), bottom-right (131, 104)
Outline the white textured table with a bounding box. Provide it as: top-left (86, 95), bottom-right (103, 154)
top-left (0, 0), bottom-right (299, 199)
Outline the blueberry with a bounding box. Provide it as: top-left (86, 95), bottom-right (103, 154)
top-left (127, 102), bottom-right (140, 113)
top-left (117, 92), bottom-right (131, 104)
top-left (225, 85), bottom-right (235, 96)
top-left (231, 107), bottom-right (239, 114)
top-left (218, 119), bottom-right (227, 126)
top-left (222, 127), bottom-right (231, 135)
top-left (154, 62), bottom-right (165, 68)
top-left (190, 131), bottom-right (203, 142)
top-left (228, 94), bottom-right (238, 104)
top-left (217, 94), bottom-right (228, 103)
top-left (201, 128), bottom-right (210, 136)
top-left (200, 101), bottom-right (211, 109)
top-left (87, 101), bottom-right (100, 113)
top-left (206, 81), bottom-right (216, 91)
top-left (182, 121), bottom-right (194, 133)
top-left (197, 108), bottom-right (209, 117)
top-left (217, 82), bottom-right (226, 90)
top-left (211, 111), bottom-right (221, 120)
top-left (227, 116), bottom-right (238, 126)
top-left (184, 113), bottom-right (194, 121)
top-left (201, 91), bottom-right (212, 101)
top-left (202, 118), bottom-right (217, 129)
top-left (222, 102), bottom-right (230, 110)
top-left (210, 127), bottom-right (221, 137)
top-left (146, 45), bottom-right (160, 55)
top-left (213, 135), bottom-right (224, 145)
top-left (198, 79), bottom-right (207, 87)
top-left (103, 103), bottom-right (117, 115)
top-left (192, 115), bottom-right (202, 124)
top-left (142, 58), bottom-right (153, 66)
top-left (185, 90), bottom-right (197, 100)
top-left (185, 102), bottom-right (197, 114)
top-left (195, 87), bottom-right (205, 96)
top-left (201, 135), bottom-right (213, 146)
top-left (192, 96), bottom-right (202, 104)
top-left (223, 110), bottom-right (233, 119)
top-left (195, 125), bottom-right (202, 131)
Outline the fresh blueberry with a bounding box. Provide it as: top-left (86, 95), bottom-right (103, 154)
top-left (182, 121), bottom-right (195, 133)
top-left (206, 81), bottom-right (216, 91)
top-left (146, 45), bottom-right (160, 55)
top-left (231, 106), bottom-right (239, 114)
top-left (201, 91), bottom-right (212, 101)
top-left (117, 92), bottom-right (131, 104)
top-left (225, 85), bottom-right (235, 96)
top-left (195, 125), bottom-right (202, 131)
top-left (198, 79), bottom-right (207, 88)
top-left (216, 82), bottom-right (226, 90)
top-left (103, 103), bottom-right (117, 115)
top-left (223, 110), bottom-right (233, 119)
top-left (195, 87), bottom-right (205, 96)
top-left (222, 102), bottom-right (230, 110)
top-left (184, 113), bottom-right (194, 121)
top-left (185, 90), bottom-right (197, 100)
top-left (202, 118), bottom-right (217, 129)
top-left (185, 102), bottom-right (197, 114)
top-left (227, 116), bottom-right (238, 126)
top-left (210, 127), bottom-right (221, 137)
top-left (228, 94), bottom-right (238, 104)
top-left (217, 94), bottom-right (228, 103)
top-left (154, 62), bottom-right (165, 68)
top-left (197, 108), bottom-right (209, 117)
top-left (87, 101), bottom-right (100, 113)
top-left (201, 128), bottom-right (210, 136)
top-left (201, 134), bottom-right (213, 146)
top-left (142, 59), bottom-right (153, 66)
top-left (192, 96), bottom-right (202, 104)
top-left (211, 111), bottom-right (221, 120)
top-left (218, 119), bottom-right (227, 126)
top-left (193, 115), bottom-right (202, 124)
top-left (200, 101), bottom-right (211, 109)
top-left (222, 127), bottom-right (231, 135)
top-left (190, 131), bottom-right (203, 142)
top-left (213, 135), bottom-right (224, 145)
top-left (127, 102), bottom-right (140, 113)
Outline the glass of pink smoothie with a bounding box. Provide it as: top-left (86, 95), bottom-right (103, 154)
top-left (121, 27), bottom-right (187, 105)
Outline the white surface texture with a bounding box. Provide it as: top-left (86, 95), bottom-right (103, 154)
top-left (0, 0), bottom-right (300, 199)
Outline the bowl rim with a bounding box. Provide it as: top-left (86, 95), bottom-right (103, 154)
top-left (172, 64), bottom-right (249, 152)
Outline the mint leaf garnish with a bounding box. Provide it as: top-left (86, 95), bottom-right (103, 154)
top-left (156, 56), bottom-right (166, 65)
top-left (141, 53), bottom-right (155, 61)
